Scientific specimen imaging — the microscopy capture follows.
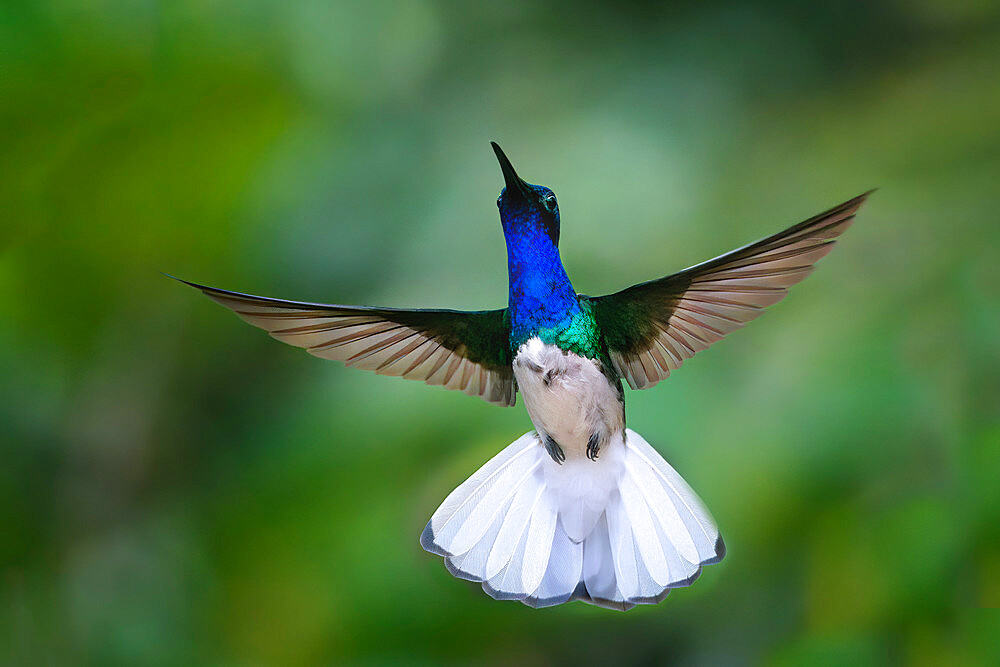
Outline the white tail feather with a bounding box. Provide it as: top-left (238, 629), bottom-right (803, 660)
top-left (421, 428), bottom-right (724, 610)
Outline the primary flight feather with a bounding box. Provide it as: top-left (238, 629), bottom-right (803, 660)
top-left (179, 142), bottom-right (870, 610)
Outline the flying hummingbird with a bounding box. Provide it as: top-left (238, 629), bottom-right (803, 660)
top-left (177, 143), bottom-right (871, 610)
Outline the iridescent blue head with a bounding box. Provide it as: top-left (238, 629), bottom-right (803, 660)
top-left (491, 142), bottom-right (579, 346)
top-left (492, 141), bottom-right (561, 246)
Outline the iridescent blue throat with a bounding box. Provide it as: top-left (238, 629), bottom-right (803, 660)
top-left (502, 209), bottom-right (580, 350)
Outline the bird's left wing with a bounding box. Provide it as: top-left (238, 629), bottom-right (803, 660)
top-left (179, 280), bottom-right (516, 406)
top-left (585, 192), bottom-right (871, 390)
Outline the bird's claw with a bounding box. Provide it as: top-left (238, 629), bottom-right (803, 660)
top-left (544, 435), bottom-right (565, 464)
top-left (586, 432), bottom-right (601, 460)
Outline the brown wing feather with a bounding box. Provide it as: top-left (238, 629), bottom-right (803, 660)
top-left (178, 280), bottom-right (516, 406)
top-left (589, 191), bottom-right (872, 389)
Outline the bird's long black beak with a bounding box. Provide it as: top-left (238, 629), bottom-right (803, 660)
top-left (491, 142), bottom-right (532, 201)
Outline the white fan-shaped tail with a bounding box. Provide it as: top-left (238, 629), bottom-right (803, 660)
top-left (421, 429), bottom-right (725, 609)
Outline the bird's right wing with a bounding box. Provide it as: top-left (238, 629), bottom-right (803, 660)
top-left (178, 279), bottom-right (516, 406)
top-left (586, 192), bottom-right (871, 389)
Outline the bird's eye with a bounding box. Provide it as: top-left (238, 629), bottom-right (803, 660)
top-left (543, 195), bottom-right (557, 212)
top-left (497, 196), bottom-right (502, 208)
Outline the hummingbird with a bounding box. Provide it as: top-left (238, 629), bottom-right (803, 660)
top-left (177, 143), bottom-right (871, 610)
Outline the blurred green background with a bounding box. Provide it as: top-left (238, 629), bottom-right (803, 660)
top-left (2, 0), bottom-right (999, 664)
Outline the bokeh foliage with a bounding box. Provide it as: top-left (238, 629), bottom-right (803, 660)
top-left (2, 0), bottom-right (998, 664)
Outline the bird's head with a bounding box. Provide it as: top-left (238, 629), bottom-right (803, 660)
top-left (492, 142), bottom-right (560, 246)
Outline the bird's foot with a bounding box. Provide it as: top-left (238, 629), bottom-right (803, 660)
top-left (543, 435), bottom-right (565, 464)
top-left (586, 432), bottom-right (601, 461)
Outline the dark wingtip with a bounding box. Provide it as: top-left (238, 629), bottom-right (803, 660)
top-left (857, 188), bottom-right (877, 203)
top-left (162, 272), bottom-right (205, 291)
top-left (844, 189), bottom-right (877, 212)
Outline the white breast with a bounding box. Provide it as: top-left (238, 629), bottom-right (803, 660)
top-left (513, 337), bottom-right (624, 460)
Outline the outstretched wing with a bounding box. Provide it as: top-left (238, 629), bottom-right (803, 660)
top-left (179, 280), bottom-right (516, 406)
top-left (586, 191), bottom-right (872, 390)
